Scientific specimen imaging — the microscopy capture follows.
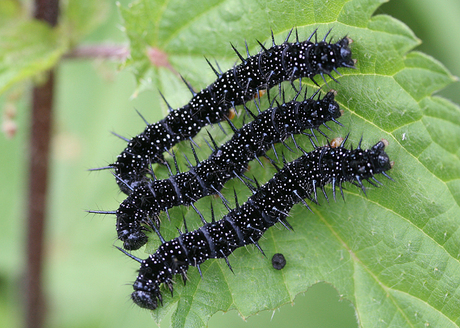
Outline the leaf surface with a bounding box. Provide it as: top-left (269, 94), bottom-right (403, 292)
top-left (0, 0), bottom-right (108, 95)
top-left (119, 0), bottom-right (460, 327)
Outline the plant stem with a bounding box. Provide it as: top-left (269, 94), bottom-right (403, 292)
top-left (63, 44), bottom-right (129, 60)
top-left (34, 0), bottom-right (59, 25)
top-left (25, 1), bottom-right (59, 328)
top-left (26, 71), bottom-right (54, 328)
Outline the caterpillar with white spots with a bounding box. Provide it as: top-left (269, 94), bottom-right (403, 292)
top-left (99, 29), bottom-right (354, 194)
top-left (119, 138), bottom-right (393, 310)
top-left (110, 89), bottom-right (343, 250)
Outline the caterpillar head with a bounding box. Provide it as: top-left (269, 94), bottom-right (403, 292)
top-left (297, 91), bottom-right (341, 129)
top-left (336, 36), bottom-right (355, 69)
top-left (121, 229), bottom-right (148, 251)
top-left (313, 36), bottom-right (355, 75)
top-left (346, 139), bottom-right (392, 180)
top-left (132, 282), bottom-right (162, 310)
top-left (321, 90), bottom-right (341, 120)
top-left (116, 204), bottom-right (148, 251)
top-left (131, 254), bottom-right (168, 310)
top-left (131, 241), bottom-right (190, 310)
top-left (367, 139), bottom-right (393, 175)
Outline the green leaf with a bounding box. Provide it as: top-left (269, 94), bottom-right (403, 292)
top-left (0, 0), bottom-right (109, 95)
top-left (0, 15), bottom-right (67, 94)
top-left (60, 0), bottom-right (110, 45)
top-left (119, 0), bottom-right (460, 327)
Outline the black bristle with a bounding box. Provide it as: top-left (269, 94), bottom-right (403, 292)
top-left (111, 131), bottom-right (130, 142)
top-left (135, 108), bottom-right (149, 125)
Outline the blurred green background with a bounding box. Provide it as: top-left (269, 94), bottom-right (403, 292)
top-left (1, 0), bottom-right (459, 327)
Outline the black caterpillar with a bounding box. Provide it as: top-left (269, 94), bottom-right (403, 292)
top-left (119, 138), bottom-right (393, 310)
top-left (101, 29), bottom-right (354, 194)
top-left (110, 89), bottom-right (343, 250)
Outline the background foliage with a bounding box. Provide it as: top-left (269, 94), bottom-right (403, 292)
top-left (1, 0), bottom-right (460, 327)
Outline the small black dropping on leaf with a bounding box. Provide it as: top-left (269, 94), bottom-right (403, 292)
top-left (272, 253), bottom-right (286, 270)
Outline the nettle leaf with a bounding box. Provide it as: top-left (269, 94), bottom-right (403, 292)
top-left (0, 11), bottom-right (66, 94)
top-left (119, 0), bottom-right (460, 327)
top-left (61, 0), bottom-right (110, 45)
top-left (0, 0), bottom-right (108, 95)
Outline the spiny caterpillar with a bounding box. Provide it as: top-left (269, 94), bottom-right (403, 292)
top-left (98, 89), bottom-right (343, 251)
top-left (119, 138), bottom-right (393, 310)
top-left (94, 29), bottom-right (354, 194)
